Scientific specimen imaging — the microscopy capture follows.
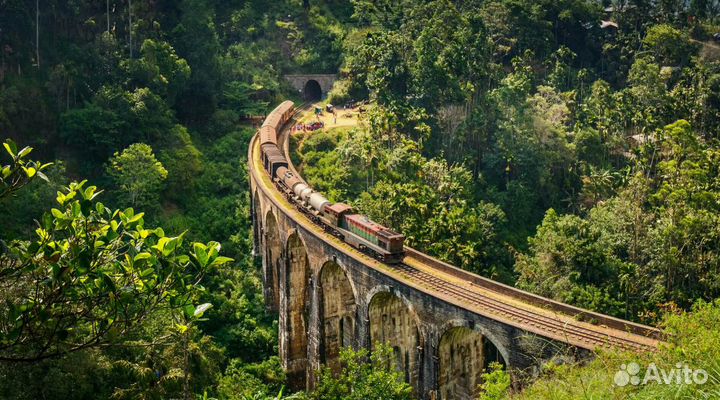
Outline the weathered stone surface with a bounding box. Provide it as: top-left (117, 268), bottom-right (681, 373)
top-left (285, 232), bottom-right (310, 387)
top-left (438, 326), bottom-right (503, 400)
top-left (369, 291), bottom-right (421, 390)
top-left (284, 74), bottom-right (337, 98)
top-left (263, 210), bottom-right (281, 312)
top-left (319, 261), bottom-right (356, 374)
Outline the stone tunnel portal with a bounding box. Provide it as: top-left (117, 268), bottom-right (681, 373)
top-left (303, 79), bottom-right (322, 101)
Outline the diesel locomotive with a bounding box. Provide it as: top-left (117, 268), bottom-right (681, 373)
top-left (259, 101), bottom-right (405, 264)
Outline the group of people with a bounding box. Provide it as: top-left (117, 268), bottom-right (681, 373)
top-left (293, 121), bottom-right (324, 132)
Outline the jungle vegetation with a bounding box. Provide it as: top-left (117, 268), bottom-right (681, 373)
top-left (2, 0), bottom-right (720, 399)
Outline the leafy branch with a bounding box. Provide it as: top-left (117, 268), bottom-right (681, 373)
top-left (0, 180), bottom-right (233, 362)
top-left (0, 139), bottom-right (53, 199)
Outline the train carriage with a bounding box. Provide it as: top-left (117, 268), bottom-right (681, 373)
top-left (261, 144), bottom-right (288, 176)
top-left (258, 100), bottom-right (405, 264)
top-left (340, 214), bottom-right (405, 263)
top-left (259, 125), bottom-right (277, 145)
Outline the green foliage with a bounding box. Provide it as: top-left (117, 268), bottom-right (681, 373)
top-left (642, 24), bottom-right (697, 67)
top-left (509, 300), bottom-right (720, 400)
top-left (326, 78), bottom-right (353, 105)
top-left (217, 357), bottom-right (288, 399)
top-left (310, 344), bottom-right (413, 400)
top-left (0, 1), bottom-right (352, 398)
top-left (0, 180), bottom-right (233, 362)
top-left (222, 81), bottom-right (271, 117)
top-left (5, 0), bottom-right (720, 397)
top-left (107, 143), bottom-right (168, 210)
top-left (59, 104), bottom-right (129, 163)
top-left (0, 161), bottom-right (67, 240)
top-left (126, 39), bottom-right (192, 105)
top-left (1, 138), bottom-right (52, 198)
top-left (296, 128), bottom-right (356, 201)
top-left (478, 362), bottom-right (511, 400)
top-left (59, 86), bottom-right (177, 169)
top-left (515, 209), bottom-right (629, 316)
top-left (157, 125), bottom-right (203, 206)
top-left (517, 119), bottom-right (720, 321)
top-left (0, 349), bottom-right (116, 400)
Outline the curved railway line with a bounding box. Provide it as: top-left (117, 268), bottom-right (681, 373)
top-left (250, 102), bottom-right (663, 355)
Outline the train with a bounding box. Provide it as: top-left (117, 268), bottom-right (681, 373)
top-left (259, 101), bottom-right (405, 264)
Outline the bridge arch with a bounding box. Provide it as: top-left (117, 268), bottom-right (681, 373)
top-left (285, 231), bottom-right (311, 383)
top-left (318, 260), bottom-right (357, 374)
top-left (368, 290), bottom-right (423, 391)
top-left (264, 209), bottom-right (281, 312)
top-left (437, 321), bottom-right (508, 400)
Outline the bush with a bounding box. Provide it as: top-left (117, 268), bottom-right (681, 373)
top-left (327, 78), bottom-right (352, 105)
top-left (509, 300), bottom-right (720, 400)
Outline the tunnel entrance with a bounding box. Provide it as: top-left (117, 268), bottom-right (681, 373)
top-left (303, 79), bottom-right (322, 101)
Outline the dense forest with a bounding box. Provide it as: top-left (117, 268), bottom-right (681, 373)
top-left (2, 0), bottom-right (720, 399)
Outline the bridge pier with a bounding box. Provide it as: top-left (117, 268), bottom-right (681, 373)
top-left (307, 270), bottom-right (321, 390)
top-left (356, 295), bottom-right (371, 353)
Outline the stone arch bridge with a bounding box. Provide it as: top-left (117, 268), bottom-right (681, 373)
top-left (248, 110), bottom-right (661, 399)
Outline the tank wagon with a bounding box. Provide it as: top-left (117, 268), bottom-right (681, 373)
top-left (259, 102), bottom-right (405, 264)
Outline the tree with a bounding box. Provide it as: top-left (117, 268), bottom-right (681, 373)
top-left (126, 39), bottom-right (191, 106)
top-left (0, 179), bottom-right (233, 362)
top-left (172, 0), bottom-right (222, 124)
top-left (642, 24), bottom-right (697, 67)
top-left (640, 120), bottom-right (720, 310)
top-left (478, 362), bottom-right (511, 400)
top-left (515, 208), bottom-right (629, 317)
top-left (107, 143), bottom-right (168, 209)
top-left (59, 104), bottom-right (128, 164)
top-left (310, 344), bottom-right (413, 400)
top-left (516, 120), bottom-right (720, 321)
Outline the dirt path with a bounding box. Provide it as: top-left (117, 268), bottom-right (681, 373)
top-left (292, 101), bottom-right (364, 152)
top-left (296, 101), bottom-right (362, 129)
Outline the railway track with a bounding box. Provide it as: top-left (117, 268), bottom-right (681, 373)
top-left (391, 262), bottom-right (654, 351)
top-left (259, 104), bottom-right (662, 353)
